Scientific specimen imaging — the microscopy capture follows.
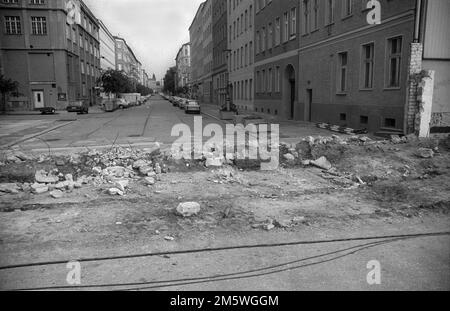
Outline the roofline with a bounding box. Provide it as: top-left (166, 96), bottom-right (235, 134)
top-left (176, 42), bottom-right (191, 60)
top-left (79, 0), bottom-right (99, 26)
top-left (113, 36), bottom-right (140, 64)
top-left (98, 20), bottom-right (115, 41)
top-left (188, 0), bottom-right (206, 31)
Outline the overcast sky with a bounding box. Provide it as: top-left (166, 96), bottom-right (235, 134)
top-left (84, 0), bottom-right (204, 81)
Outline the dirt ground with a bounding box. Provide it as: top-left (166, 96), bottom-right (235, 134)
top-left (0, 135), bottom-right (449, 290)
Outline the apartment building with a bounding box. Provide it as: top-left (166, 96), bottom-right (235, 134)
top-left (297, 0), bottom-right (449, 134)
top-left (175, 43), bottom-right (191, 89)
top-left (189, 0), bottom-right (213, 104)
top-left (212, 0), bottom-right (228, 107)
top-left (99, 20), bottom-right (115, 71)
top-left (253, 0), bottom-right (300, 119)
top-left (114, 36), bottom-right (141, 85)
top-left (228, 0), bottom-right (254, 112)
top-left (0, 0), bottom-right (101, 110)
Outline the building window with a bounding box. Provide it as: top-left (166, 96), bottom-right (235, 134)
top-left (79, 34), bottom-right (83, 48)
top-left (283, 12), bottom-right (289, 42)
top-left (268, 68), bottom-right (273, 93)
top-left (256, 31), bottom-right (260, 54)
top-left (325, 0), bottom-right (335, 25)
top-left (337, 52), bottom-right (348, 93)
top-left (3, 0), bottom-right (19, 3)
top-left (249, 5), bottom-right (253, 28)
top-left (31, 17), bottom-right (47, 35)
top-left (268, 23), bottom-right (273, 49)
top-left (30, 0), bottom-right (45, 4)
top-left (290, 7), bottom-right (297, 39)
top-left (312, 0), bottom-right (319, 30)
top-left (342, 0), bottom-right (353, 18)
top-left (4, 16), bottom-right (21, 34)
top-left (256, 71), bottom-right (260, 93)
top-left (360, 116), bottom-right (368, 124)
top-left (275, 17), bottom-right (281, 46)
top-left (385, 118), bottom-right (396, 128)
top-left (261, 27), bottom-right (266, 51)
top-left (340, 113), bottom-right (347, 121)
top-left (361, 43), bottom-right (374, 89)
top-left (302, 0), bottom-right (309, 34)
top-left (387, 36), bottom-right (402, 88)
top-left (249, 41), bottom-right (253, 64)
top-left (81, 61), bottom-right (85, 74)
top-left (262, 70), bottom-right (266, 92)
top-left (275, 66), bottom-right (280, 92)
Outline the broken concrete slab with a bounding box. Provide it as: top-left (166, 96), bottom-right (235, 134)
top-left (0, 183), bottom-right (20, 194)
top-left (113, 179), bottom-right (129, 192)
top-left (175, 202), bottom-right (201, 217)
top-left (417, 148), bottom-right (434, 159)
top-left (31, 183), bottom-right (49, 194)
top-left (50, 190), bottom-right (64, 199)
top-left (35, 170), bottom-right (59, 184)
top-left (310, 157), bottom-right (332, 171)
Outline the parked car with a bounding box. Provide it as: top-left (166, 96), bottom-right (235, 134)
top-left (116, 98), bottom-right (131, 109)
top-left (178, 98), bottom-right (188, 109)
top-left (185, 101), bottom-right (201, 114)
top-left (67, 100), bottom-right (89, 114)
top-left (179, 98), bottom-right (187, 110)
top-left (37, 107), bottom-right (56, 115)
top-left (102, 99), bottom-right (120, 112)
top-left (172, 97), bottom-right (180, 107)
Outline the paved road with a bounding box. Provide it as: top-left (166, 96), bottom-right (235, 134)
top-left (0, 96), bottom-right (226, 152)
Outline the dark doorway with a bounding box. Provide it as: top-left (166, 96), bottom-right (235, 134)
top-left (306, 89), bottom-right (312, 122)
top-left (284, 64), bottom-right (296, 120)
top-left (290, 79), bottom-right (295, 120)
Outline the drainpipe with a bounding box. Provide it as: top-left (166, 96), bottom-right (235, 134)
top-left (414, 0), bottom-right (423, 43)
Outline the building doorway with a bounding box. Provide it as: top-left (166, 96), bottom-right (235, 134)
top-left (306, 89), bottom-right (312, 122)
top-left (284, 65), bottom-right (296, 120)
top-left (33, 90), bottom-right (45, 109)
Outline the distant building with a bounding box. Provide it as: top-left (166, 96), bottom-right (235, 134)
top-left (114, 36), bottom-right (141, 85)
top-left (228, 0), bottom-right (254, 112)
top-left (98, 20), bottom-right (115, 71)
top-left (175, 43), bottom-right (191, 89)
top-left (189, 0), bottom-right (213, 104)
top-left (148, 73), bottom-right (158, 91)
top-left (212, 0), bottom-right (228, 107)
top-left (0, 0), bottom-right (101, 110)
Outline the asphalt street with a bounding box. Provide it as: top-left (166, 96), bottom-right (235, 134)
top-left (0, 96), bottom-right (225, 152)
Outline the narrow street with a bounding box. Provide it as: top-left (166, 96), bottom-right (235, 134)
top-left (0, 96), bottom-right (449, 291)
top-left (0, 96), bottom-right (227, 151)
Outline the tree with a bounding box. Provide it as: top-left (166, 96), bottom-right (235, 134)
top-left (136, 83), bottom-right (152, 96)
top-left (0, 75), bottom-right (19, 113)
top-left (163, 67), bottom-right (176, 95)
top-left (98, 70), bottom-right (135, 96)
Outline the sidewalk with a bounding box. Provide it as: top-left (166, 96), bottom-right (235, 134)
top-left (1, 105), bottom-right (105, 116)
top-left (199, 103), bottom-right (348, 144)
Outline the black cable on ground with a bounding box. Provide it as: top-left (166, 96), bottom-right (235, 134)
top-left (1, 231), bottom-right (448, 271)
top-left (12, 238), bottom-right (403, 291)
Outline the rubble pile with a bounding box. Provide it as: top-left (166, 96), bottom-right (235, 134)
top-left (0, 145), bottom-right (167, 198)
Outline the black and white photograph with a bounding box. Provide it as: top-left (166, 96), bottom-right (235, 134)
top-left (0, 0), bottom-right (449, 296)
